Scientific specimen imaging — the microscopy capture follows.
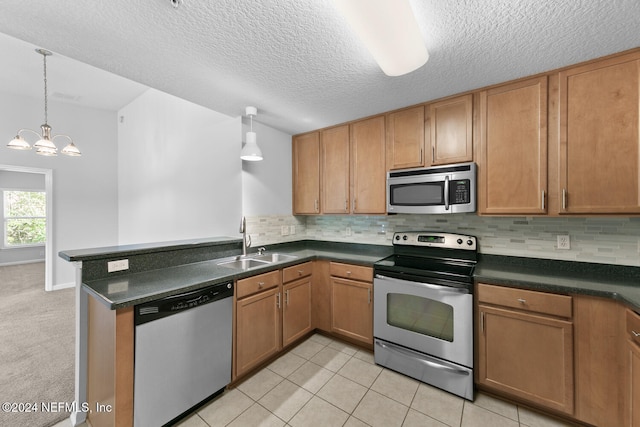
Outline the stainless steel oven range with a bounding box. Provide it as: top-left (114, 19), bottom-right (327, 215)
top-left (374, 231), bottom-right (477, 400)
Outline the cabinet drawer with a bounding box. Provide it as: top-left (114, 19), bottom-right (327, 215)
top-left (283, 262), bottom-right (312, 283)
top-left (237, 270), bottom-right (281, 299)
top-left (627, 309), bottom-right (640, 345)
top-left (329, 262), bottom-right (373, 282)
top-left (477, 283), bottom-right (572, 318)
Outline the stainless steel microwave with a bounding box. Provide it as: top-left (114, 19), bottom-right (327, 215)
top-left (387, 162), bottom-right (476, 214)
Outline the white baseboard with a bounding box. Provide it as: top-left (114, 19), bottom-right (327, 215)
top-left (0, 259), bottom-right (45, 267)
top-left (52, 281), bottom-right (75, 291)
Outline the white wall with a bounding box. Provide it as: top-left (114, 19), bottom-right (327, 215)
top-left (117, 89), bottom-right (243, 244)
top-left (0, 92), bottom-right (119, 287)
top-left (241, 120), bottom-right (292, 216)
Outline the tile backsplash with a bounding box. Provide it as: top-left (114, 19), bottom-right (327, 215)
top-left (247, 214), bottom-right (640, 267)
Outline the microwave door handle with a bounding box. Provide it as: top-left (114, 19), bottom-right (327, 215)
top-left (444, 176), bottom-right (450, 210)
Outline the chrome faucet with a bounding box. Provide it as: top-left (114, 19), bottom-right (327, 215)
top-left (240, 216), bottom-right (251, 256)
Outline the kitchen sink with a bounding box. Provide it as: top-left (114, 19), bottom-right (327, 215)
top-left (252, 253), bottom-right (298, 263)
top-left (217, 258), bottom-right (270, 270)
top-left (216, 253), bottom-right (297, 270)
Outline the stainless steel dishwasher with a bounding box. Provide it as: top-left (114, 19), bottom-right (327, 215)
top-left (134, 280), bottom-right (233, 427)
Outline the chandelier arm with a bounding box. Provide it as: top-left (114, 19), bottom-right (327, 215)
top-left (16, 128), bottom-right (44, 140)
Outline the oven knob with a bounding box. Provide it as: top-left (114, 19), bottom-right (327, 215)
top-left (457, 239), bottom-right (463, 245)
top-left (395, 235), bottom-right (401, 241)
top-left (402, 235), bottom-right (408, 240)
top-left (467, 240), bottom-right (473, 246)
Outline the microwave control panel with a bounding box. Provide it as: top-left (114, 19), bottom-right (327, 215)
top-left (450, 179), bottom-right (471, 204)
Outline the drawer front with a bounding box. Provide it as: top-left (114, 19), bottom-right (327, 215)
top-left (477, 283), bottom-right (572, 318)
top-left (329, 262), bottom-right (373, 282)
top-left (283, 262), bottom-right (313, 283)
top-left (237, 270), bottom-right (281, 299)
top-left (627, 309), bottom-right (640, 345)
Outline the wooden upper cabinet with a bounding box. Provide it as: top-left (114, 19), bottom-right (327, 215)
top-left (386, 105), bottom-right (425, 170)
top-left (429, 94), bottom-right (473, 165)
top-left (558, 51), bottom-right (640, 214)
top-left (351, 115), bottom-right (387, 214)
top-left (478, 77), bottom-right (548, 215)
top-left (321, 125), bottom-right (350, 214)
top-left (292, 132), bottom-right (320, 214)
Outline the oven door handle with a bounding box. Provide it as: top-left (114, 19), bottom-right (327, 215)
top-left (375, 274), bottom-right (470, 294)
top-left (375, 340), bottom-right (470, 376)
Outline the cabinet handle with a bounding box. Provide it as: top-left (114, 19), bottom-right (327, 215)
top-left (517, 298), bottom-right (526, 304)
top-left (276, 292), bottom-right (281, 309)
top-left (541, 190), bottom-right (545, 210)
top-left (285, 289), bottom-right (290, 305)
top-left (345, 200), bottom-right (348, 212)
top-left (633, 331), bottom-right (640, 337)
top-left (315, 199), bottom-right (319, 213)
top-left (562, 189), bottom-right (567, 210)
top-left (258, 281), bottom-right (265, 288)
top-left (481, 311), bottom-right (485, 334)
top-left (432, 146), bottom-right (435, 163)
top-left (420, 147), bottom-right (423, 163)
top-left (368, 288), bottom-right (371, 305)
top-left (353, 198), bottom-right (356, 212)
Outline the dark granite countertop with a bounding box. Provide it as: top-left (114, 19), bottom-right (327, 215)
top-left (82, 241), bottom-right (393, 309)
top-left (475, 254), bottom-right (640, 312)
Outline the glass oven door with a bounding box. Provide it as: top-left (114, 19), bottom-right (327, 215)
top-left (373, 274), bottom-right (473, 368)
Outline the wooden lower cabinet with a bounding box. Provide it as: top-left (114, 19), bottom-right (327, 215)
top-left (330, 263), bottom-right (373, 346)
top-left (282, 277), bottom-right (312, 347)
top-left (574, 296), bottom-right (625, 426)
top-left (477, 304), bottom-right (574, 414)
top-left (235, 287), bottom-right (282, 378)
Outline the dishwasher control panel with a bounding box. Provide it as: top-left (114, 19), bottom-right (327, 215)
top-left (135, 281), bottom-right (233, 325)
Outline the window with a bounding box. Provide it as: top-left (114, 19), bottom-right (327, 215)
top-left (3, 190), bottom-right (46, 247)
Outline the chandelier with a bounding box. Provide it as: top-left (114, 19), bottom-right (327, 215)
top-left (7, 48), bottom-right (81, 156)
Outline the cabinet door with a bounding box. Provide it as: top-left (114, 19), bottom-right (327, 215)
top-left (478, 77), bottom-right (548, 214)
top-left (478, 304), bottom-right (574, 414)
top-left (559, 52), bottom-right (640, 213)
top-left (631, 340), bottom-right (640, 427)
top-left (574, 296), bottom-right (625, 426)
top-left (386, 106), bottom-right (425, 170)
top-left (293, 132), bottom-right (320, 214)
top-left (331, 277), bottom-right (373, 345)
top-left (429, 94), bottom-right (473, 165)
top-left (283, 278), bottom-right (312, 347)
top-left (235, 288), bottom-right (282, 377)
top-left (321, 125), bottom-right (350, 213)
top-left (350, 116), bottom-right (386, 214)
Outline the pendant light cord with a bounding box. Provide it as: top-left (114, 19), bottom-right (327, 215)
top-left (42, 51), bottom-right (48, 125)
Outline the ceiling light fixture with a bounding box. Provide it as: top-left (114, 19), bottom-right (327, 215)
top-left (240, 106), bottom-right (263, 162)
top-left (333, 0), bottom-right (429, 77)
top-left (7, 48), bottom-right (81, 157)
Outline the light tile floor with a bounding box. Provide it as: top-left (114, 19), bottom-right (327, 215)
top-left (174, 334), bottom-right (575, 427)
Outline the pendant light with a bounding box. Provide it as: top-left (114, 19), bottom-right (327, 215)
top-left (240, 106), bottom-right (263, 161)
top-left (7, 48), bottom-right (81, 156)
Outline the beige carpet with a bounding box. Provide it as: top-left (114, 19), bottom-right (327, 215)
top-left (0, 262), bottom-right (75, 427)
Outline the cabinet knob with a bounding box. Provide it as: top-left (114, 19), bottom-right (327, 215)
top-left (633, 331), bottom-right (640, 337)
top-left (517, 298), bottom-right (526, 304)
top-left (258, 281), bottom-right (265, 288)
top-left (346, 271), bottom-right (351, 276)
top-left (298, 270), bottom-right (303, 276)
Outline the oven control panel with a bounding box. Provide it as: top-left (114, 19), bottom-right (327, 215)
top-left (392, 232), bottom-right (476, 250)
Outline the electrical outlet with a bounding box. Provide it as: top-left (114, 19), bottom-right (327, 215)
top-left (346, 227), bottom-right (352, 236)
top-left (290, 225), bottom-right (296, 235)
top-left (107, 259), bottom-right (129, 272)
top-left (281, 225), bottom-right (289, 236)
top-left (557, 235), bottom-right (570, 250)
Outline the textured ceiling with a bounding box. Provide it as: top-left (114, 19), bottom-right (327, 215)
top-left (1, 0), bottom-right (639, 135)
